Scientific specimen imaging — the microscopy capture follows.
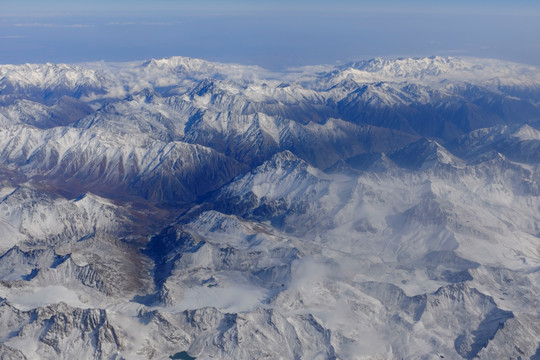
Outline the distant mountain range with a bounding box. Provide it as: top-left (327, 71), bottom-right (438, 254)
top-left (0, 56), bottom-right (539, 359)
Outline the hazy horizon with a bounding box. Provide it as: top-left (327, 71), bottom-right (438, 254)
top-left (1, 0), bottom-right (539, 69)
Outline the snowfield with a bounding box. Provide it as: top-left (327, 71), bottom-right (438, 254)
top-left (0, 55), bottom-right (539, 359)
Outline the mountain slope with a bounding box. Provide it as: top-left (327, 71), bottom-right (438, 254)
top-left (0, 55), bottom-right (539, 359)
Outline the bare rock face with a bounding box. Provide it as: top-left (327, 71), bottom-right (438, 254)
top-left (136, 307), bottom-right (336, 360)
top-left (0, 302), bottom-right (122, 360)
top-left (0, 56), bottom-right (539, 359)
top-left (0, 344), bottom-right (27, 360)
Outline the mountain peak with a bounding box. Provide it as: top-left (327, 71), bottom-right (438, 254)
top-left (327, 56), bottom-right (540, 88)
top-left (1, 54), bottom-right (539, 359)
top-left (389, 139), bottom-right (465, 170)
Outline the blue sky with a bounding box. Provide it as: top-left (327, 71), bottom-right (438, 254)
top-left (1, 1), bottom-right (539, 69)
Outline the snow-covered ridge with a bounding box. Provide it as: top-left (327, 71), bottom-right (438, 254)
top-left (0, 55), bottom-right (539, 359)
top-left (512, 124), bottom-right (540, 141)
top-left (323, 56), bottom-right (540, 88)
top-left (2, 56), bottom-right (539, 102)
top-left (0, 63), bottom-right (103, 90)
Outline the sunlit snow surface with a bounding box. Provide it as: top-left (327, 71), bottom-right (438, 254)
top-left (0, 56), bottom-right (539, 359)
top-left (5, 286), bottom-right (90, 310)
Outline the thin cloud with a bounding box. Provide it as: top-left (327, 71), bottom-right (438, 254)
top-left (107, 21), bottom-right (137, 26)
top-left (12, 23), bottom-right (91, 28)
top-left (141, 21), bottom-right (180, 26)
top-left (0, 35), bottom-right (25, 39)
top-left (107, 21), bottom-right (180, 26)
top-left (440, 49), bottom-right (469, 54)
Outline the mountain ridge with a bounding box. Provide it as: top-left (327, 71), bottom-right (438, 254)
top-left (0, 55), bottom-right (539, 359)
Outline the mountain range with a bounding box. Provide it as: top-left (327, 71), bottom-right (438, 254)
top-left (0, 55), bottom-right (539, 359)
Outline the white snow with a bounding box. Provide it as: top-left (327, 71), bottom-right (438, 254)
top-left (511, 124), bottom-right (540, 141)
top-left (6, 286), bottom-right (91, 310)
top-left (165, 285), bottom-right (270, 314)
top-left (0, 55), bottom-right (539, 359)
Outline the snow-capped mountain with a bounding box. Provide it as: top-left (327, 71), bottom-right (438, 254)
top-left (0, 55), bottom-right (539, 359)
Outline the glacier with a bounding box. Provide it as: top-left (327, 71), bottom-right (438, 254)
top-left (0, 55), bottom-right (539, 359)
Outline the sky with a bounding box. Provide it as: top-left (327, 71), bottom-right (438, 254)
top-left (1, 0), bottom-right (539, 69)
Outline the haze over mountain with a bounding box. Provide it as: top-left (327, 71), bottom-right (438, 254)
top-left (2, 0), bottom-right (540, 69)
top-left (0, 55), bottom-right (539, 359)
